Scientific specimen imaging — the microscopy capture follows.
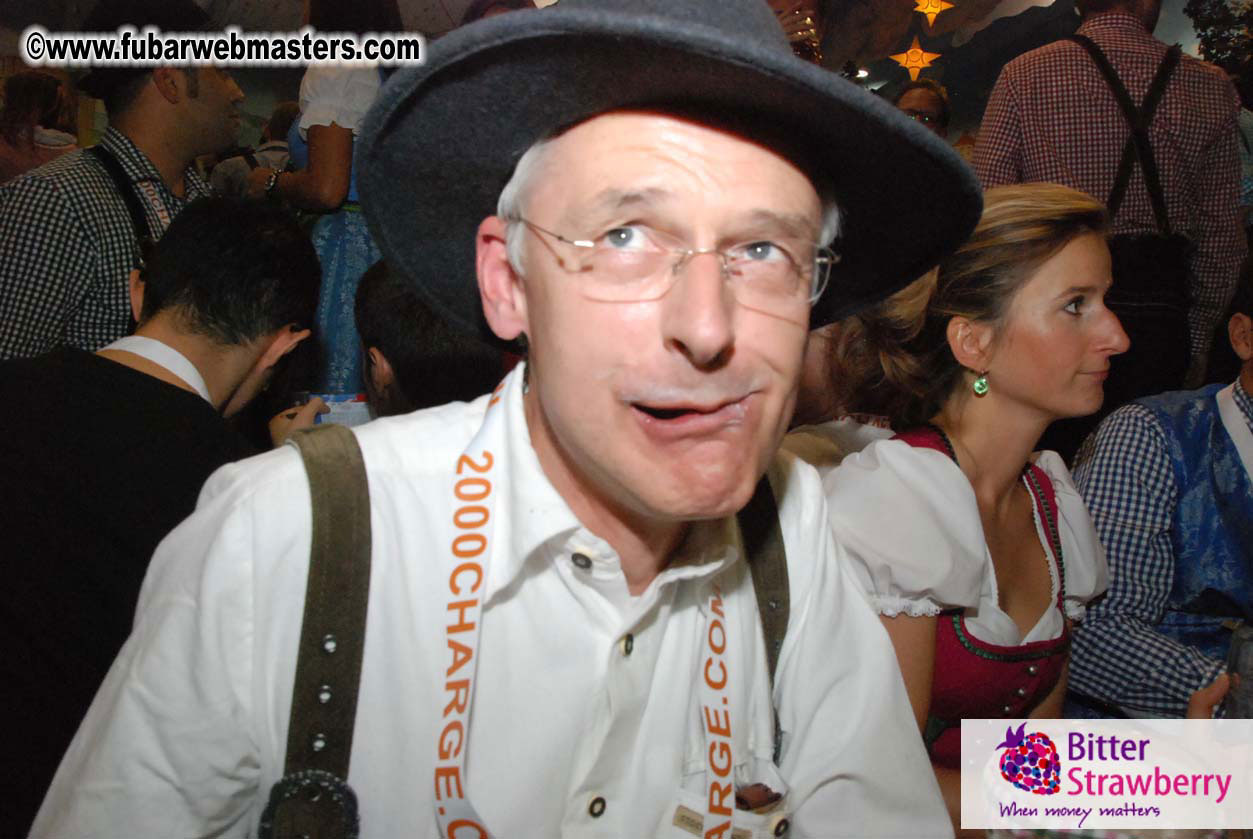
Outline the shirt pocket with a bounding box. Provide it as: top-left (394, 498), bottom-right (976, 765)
top-left (661, 758), bottom-right (793, 839)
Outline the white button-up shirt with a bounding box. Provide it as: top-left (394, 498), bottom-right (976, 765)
top-left (34, 365), bottom-right (950, 838)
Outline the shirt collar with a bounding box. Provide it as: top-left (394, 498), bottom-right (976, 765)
top-left (1234, 376), bottom-right (1253, 430)
top-left (486, 363), bottom-right (739, 601)
top-left (1077, 11), bottom-right (1152, 37)
top-left (99, 335), bottom-right (212, 403)
top-left (489, 363), bottom-right (582, 597)
top-left (99, 127), bottom-right (210, 197)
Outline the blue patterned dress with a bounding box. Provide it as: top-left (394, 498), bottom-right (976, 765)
top-left (288, 67), bottom-right (383, 394)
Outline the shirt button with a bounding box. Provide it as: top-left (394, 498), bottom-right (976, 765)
top-left (572, 552), bottom-right (592, 570)
top-left (588, 796), bottom-right (606, 818)
top-left (1016, 686), bottom-right (1029, 698)
top-left (1027, 664), bottom-right (1040, 676)
top-left (1002, 704), bottom-right (1013, 715)
top-left (621, 634), bottom-right (634, 656)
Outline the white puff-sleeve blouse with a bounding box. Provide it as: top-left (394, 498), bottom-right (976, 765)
top-left (297, 64), bottom-right (381, 139)
top-left (793, 429), bottom-right (1108, 646)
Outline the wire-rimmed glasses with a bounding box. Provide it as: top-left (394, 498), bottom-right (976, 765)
top-left (515, 218), bottom-right (836, 312)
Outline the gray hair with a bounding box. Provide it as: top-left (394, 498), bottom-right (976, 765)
top-left (497, 135), bottom-right (555, 275)
top-left (497, 133), bottom-right (842, 279)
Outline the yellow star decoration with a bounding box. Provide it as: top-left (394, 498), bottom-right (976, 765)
top-left (890, 36), bottom-right (942, 81)
top-left (914, 0), bottom-right (955, 27)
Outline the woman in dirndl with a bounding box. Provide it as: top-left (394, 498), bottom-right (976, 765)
top-left (797, 183), bottom-right (1127, 834)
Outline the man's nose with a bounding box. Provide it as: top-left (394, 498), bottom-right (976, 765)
top-left (660, 251), bottom-right (735, 370)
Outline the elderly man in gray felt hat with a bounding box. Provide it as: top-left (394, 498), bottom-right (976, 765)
top-left (34, 1), bottom-right (979, 837)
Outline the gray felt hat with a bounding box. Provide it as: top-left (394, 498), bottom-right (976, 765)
top-left (358, 0), bottom-right (982, 341)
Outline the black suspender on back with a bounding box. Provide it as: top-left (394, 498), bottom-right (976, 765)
top-left (86, 144), bottom-right (153, 267)
top-left (1068, 35), bottom-right (1183, 234)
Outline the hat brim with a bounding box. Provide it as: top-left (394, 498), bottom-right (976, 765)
top-left (359, 8), bottom-right (982, 343)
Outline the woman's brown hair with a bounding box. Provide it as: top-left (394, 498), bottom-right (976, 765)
top-left (834, 183), bottom-right (1108, 429)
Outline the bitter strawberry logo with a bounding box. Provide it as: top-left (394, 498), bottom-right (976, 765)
top-left (996, 723), bottom-right (1061, 795)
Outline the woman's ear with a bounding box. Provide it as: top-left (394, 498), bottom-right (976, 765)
top-left (946, 315), bottom-right (995, 374)
top-left (477, 216), bottom-right (528, 342)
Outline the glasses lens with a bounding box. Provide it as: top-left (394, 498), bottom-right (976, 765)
top-left (808, 246), bottom-right (836, 304)
top-left (725, 241), bottom-right (809, 298)
top-left (582, 226), bottom-right (671, 300)
top-left (525, 219), bottom-right (827, 312)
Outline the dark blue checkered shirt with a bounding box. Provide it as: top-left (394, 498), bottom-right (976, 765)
top-left (1070, 377), bottom-right (1252, 716)
top-left (0, 128), bottom-right (210, 359)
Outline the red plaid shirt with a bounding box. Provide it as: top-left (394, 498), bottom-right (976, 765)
top-left (975, 12), bottom-right (1246, 356)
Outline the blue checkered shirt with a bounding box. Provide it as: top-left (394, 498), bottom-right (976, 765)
top-left (0, 128), bottom-right (210, 359)
top-left (1070, 378), bottom-right (1252, 716)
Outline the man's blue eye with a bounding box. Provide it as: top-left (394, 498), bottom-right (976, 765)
top-left (603, 227), bottom-right (647, 250)
top-left (1064, 296), bottom-right (1084, 314)
top-left (741, 242), bottom-right (786, 262)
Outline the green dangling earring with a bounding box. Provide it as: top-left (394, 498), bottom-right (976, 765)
top-left (972, 371), bottom-right (990, 397)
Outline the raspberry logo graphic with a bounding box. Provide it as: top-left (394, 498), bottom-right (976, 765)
top-left (996, 723), bottom-right (1061, 795)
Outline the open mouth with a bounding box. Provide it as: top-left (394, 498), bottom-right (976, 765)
top-left (635, 405), bottom-right (705, 420)
top-left (629, 396), bottom-right (751, 437)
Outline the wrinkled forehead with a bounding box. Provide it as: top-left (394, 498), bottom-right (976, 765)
top-left (527, 109), bottom-right (826, 224)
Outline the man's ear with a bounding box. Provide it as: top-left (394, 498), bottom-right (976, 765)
top-left (366, 346), bottom-right (395, 395)
top-left (221, 326), bottom-right (311, 418)
top-left (477, 216), bottom-right (528, 342)
top-left (128, 268), bottom-right (144, 323)
top-left (150, 68), bottom-right (184, 104)
top-left (257, 325), bottom-right (311, 372)
top-left (1229, 312), bottom-right (1253, 362)
top-left (946, 315), bottom-right (995, 374)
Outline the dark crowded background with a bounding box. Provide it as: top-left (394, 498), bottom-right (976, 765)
top-left (0, 0), bottom-right (1213, 155)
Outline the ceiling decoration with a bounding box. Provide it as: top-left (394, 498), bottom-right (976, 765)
top-left (819, 0), bottom-right (1008, 71)
top-left (914, 0), bottom-right (956, 27)
top-left (889, 35), bottom-right (942, 79)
